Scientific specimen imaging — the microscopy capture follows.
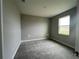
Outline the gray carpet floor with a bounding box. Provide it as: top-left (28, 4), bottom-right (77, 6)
top-left (14, 39), bottom-right (77, 59)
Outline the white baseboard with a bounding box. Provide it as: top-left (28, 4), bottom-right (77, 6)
top-left (50, 38), bottom-right (74, 49)
top-left (11, 38), bottom-right (46, 59)
top-left (21, 37), bottom-right (46, 43)
top-left (12, 41), bottom-right (21, 59)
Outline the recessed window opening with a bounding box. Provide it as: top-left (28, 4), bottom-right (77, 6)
top-left (58, 15), bottom-right (70, 36)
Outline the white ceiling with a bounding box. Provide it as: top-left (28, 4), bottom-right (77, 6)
top-left (16, 0), bottom-right (77, 17)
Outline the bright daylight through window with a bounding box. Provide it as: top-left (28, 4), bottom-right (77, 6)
top-left (58, 15), bottom-right (70, 35)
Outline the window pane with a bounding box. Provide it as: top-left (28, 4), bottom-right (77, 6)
top-left (58, 15), bottom-right (70, 35)
top-left (59, 16), bottom-right (70, 26)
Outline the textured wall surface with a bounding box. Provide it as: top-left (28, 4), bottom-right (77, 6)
top-left (3, 0), bottom-right (21, 59)
top-left (50, 7), bottom-right (76, 48)
top-left (21, 15), bottom-right (49, 41)
top-left (0, 0), bottom-right (2, 59)
top-left (75, 0), bottom-right (79, 52)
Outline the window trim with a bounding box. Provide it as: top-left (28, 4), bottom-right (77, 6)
top-left (58, 15), bottom-right (70, 36)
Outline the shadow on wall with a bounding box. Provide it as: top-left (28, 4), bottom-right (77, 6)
top-left (49, 7), bottom-right (77, 49)
top-left (21, 15), bottom-right (49, 41)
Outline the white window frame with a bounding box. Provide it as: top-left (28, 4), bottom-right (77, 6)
top-left (58, 15), bottom-right (70, 36)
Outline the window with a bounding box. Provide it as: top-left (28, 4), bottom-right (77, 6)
top-left (58, 15), bottom-right (70, 35)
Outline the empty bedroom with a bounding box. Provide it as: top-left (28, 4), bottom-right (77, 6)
top-left (0, 0), bottom-right (79, 59)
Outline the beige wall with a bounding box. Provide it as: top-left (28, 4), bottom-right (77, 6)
top-left (21, 15), bottom-right (49, 41)
top-left (3, 0), bottom-right (21, 59)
